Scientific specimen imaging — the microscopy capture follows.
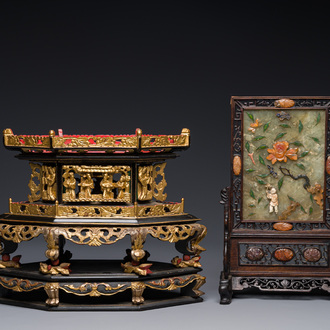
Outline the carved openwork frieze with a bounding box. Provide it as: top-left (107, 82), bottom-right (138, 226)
top-left (3, 128), bottom-right (190, 152)
top-left (62, 165), bottom-right (131, 202)
top-left (233, 277), bottom-right (330, 293)
top-left (239, 243), bottom-right (328, 266)
top-left (53, 135), bottom-right (138, 149)
top-left (8, 200), bottom-right (184, 218)
top-left (3, 129), bottom-right (51, 149)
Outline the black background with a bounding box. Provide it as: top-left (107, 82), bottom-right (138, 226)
top-left (1, 1), bottom-right (330, 327)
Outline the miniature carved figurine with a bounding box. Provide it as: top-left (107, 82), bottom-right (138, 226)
top-left (266, 184), bottom-right (278, 214)
top-left (78, 173), bottom-right (94, 199)
top-left (42, 166), bottom-right (56, 200)
top-left (116, 175), bottom-right (130, 199)
top-left (100, 173), bottom-right (114, 199)
top-left (138, 166), bottom-right (153, 200)
top-left (63, 172), bottom-right (76, 200)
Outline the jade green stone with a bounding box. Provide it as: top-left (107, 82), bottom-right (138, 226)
top-left (242, 109), bottom-right (325, 222)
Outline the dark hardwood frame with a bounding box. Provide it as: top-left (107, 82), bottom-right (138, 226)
top-left (220, 96), bottom-right (330, 304)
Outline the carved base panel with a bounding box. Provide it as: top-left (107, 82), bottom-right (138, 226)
top-left (232, 276), bottom-right (330, 293)
top-left (0, 260), bottom-right (205, 311)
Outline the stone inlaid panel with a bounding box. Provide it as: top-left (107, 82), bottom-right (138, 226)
top-left (239, 243), bottom-right (328, 266)
top-left (242, 109), bottom-right (326, 222)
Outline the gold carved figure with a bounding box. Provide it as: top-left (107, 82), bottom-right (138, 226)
top-left (100, 173), bottom-right (114, 199)
top-left (28, 163), bottom-right (42, 202)
top-left (138, 166), bottom-right (153, 200)
top-left (116, 174), bottom-right (130, 200)
top-left (78, 173), bottom-right (94, 199)
top-left (42, 166), bottom-right (56, 201)
top-left (63, 172), bottom-right (76, 201)
top-left (266, 184), bottom-right (279, 214)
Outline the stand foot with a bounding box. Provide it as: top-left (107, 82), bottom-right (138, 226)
top-left (45, 283), bottom-right (60, 307)
top-left (131, 282), bottom-right (146, 305)
top-left (219, 272), bottom-right (232, 305)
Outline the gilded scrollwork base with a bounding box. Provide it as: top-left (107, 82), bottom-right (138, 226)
top-left (61, 282), bottom-right (129, 297)
top-left (0, 276), bottom-right (44, 292)
top-left (145, 274), bottom-right (205, 295)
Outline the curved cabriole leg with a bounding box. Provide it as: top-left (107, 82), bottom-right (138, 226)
top-left (172, 224), bottom-right (207, 268)
top-left (219, 271), bottom-right (232, 305)
top-left (180, 275), bottom-right (206, 298)
top-left (45, 282), bottom-right (60, 307)
top-left (0, 238), bottom-right (20, 268)
top-left (131, 282), bottom-right (146, 305)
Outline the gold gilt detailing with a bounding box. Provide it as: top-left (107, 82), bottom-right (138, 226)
top-left (138, 163), bottom-right (167, 202)
top-left (52, 135), bottom-right (138, 149)
top-left (57, 205), bottom-right (134, 217)
top-left (10, 202), bottom-right (56, 217)
top-left (3, 129), bottom-right (51, 148)
top-left (145, 275), bottom-right (202, 292)
top-left (137, 202), bottom-right (183, 217)
top-left (153, 163), bottom-right (167, 201)
top-left (44, 229), bottom-right (60, 261)
top-left (121, 262), bottom-right (152, 276)
top-left (0, 277), bottom-right (44, 292)
top-left (0, 255), bottom-right (21, 269)
top-left (3, 128), bottom-right (190, 151)
top-left (8, 201), bottom-right (184, 218)
top-left (41, 166), bottom-right (57, 201)
top-left (45, 282), bottom-right (60, 306)
top-left (131, 282), bottom-right (146, 305)
top-left (61, 283), bottom-right (128, 297)
top-left (62, 165), bottom-right (131, 202)
top-left (192, 275), bottom-right (206, 297)
top-left (0, 225), bottom-right (206, 252)
top-left (141, 130), bottom-right (190, 148)
top-left (138, 165), bottom-right (153, 200)
top-left (28, 163), bottom-right (42, 202)
top-left (0, 224), bottom-right (44, 243)
top-left (54, 227), bottom-right (132, 247)
top-left (171, 256), bottom-right (202, 268)
top-left (147, 224), bottom-right (207, 255)
top-left (40, 263), bottom-right (70, 275)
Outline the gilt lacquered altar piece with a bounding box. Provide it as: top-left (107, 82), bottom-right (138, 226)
top-left (220, 96), bottom-right (330, 303)
top-left (0, 128), bottom-right (206, 310)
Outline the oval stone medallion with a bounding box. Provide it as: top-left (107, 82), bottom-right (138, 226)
top-left (326, 156), bottom-right (330, 175)
top-left (246, 247), bottom-right (264, 261)
top-left (274, 248), bottom-right (294, 262)
top-left (233, 155), bottom-right (241, 176)
top-left (273, 222), bottom-right (293, 231)
top-left (303, 248), bottom-right (321, 262)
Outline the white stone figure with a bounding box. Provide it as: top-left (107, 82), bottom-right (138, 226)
top-left (266, 184), bottom-right (278, 214)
